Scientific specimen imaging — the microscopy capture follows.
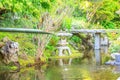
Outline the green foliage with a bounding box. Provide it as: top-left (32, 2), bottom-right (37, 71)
top-left (0, 0), bottom-right (77, 62)
top-left (72, 0), bottom-right (120, 29)
top-left (101, 20), bottom-right (116, 29)
top-left (107, 33), bottom-right (120, 53)
top-left (110, 44), bottom-right (120, 53)
top-left (41, 2), bottom-right (50, 9)
top-left (0, 33), bottom-right (36, 56)
top-left (46, 36), bottom-right (59, 51)
top-left (0, 0), bottom-right (62, 28)
top-left (94, 0), bottom-right (120, 28)
top-left (62, 16), bottom-right (72, 30)
top-left (0, 0), bottom-right (38, 28)
top-left (73, 6), bottom-right (86, 18)
top-left (0, 0), bottom-right (120, 63)
top-left (71, 35), bottom-right (81, 43)
top-left (107, 31), bottom-right (120, 53)
top-left (107, 31), bottom-right (120, 40)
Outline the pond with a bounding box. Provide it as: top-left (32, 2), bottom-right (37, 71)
top-left (0, 47), bottom-right (120, 80)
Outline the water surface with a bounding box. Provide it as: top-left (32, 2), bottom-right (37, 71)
top-left (0, 48), bottom-right (120, 80)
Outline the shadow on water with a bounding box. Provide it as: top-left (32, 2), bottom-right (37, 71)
top-left (0, 46), bottom-right (120, 80)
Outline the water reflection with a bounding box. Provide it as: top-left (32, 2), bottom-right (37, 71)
top-left (0, 65), bottom-right (46, 80)
top-left (80, 49), bottom-right (102, 65)
top-left (112, 66), bottom-right (120, 74)
top-left (94, 45), bottom-right (109, 65)
top-left (81, 45), bottom-right (108, 65)
top-left (1, 47), bottom-right (120, 80)
top-left (0, 57), bottom-right (120, 80)
top-left (0, 72), bottom-right (19, 80)
top-left (101, 46), bottom-right (109, 54)
top-left (81, 49), bottom-right (94, 63)
top-left (94, 49), bottom-right (102, 65)
top-left (59, 58), bottom-right (72, 66)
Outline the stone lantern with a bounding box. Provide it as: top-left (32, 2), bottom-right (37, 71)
top-left (56, 31), bottom-right (72, 56)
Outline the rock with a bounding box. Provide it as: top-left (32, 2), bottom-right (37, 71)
top-left (115, 55), bottom-right (120, 62)
top-left (0, 41), bottom-right (19, 64)
top-left (10, 53), bottom-right (19, 62)
top-left (111, 53), bottom-right (120, 59)
top-left (105, 54), bottom-right (120, 65)
top-left (105, 60), bottom-right (120, 66)
top-left (105, 60), bottom-right (115, 65)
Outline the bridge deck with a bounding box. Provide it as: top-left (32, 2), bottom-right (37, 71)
top-left (71, 29), bottom-right (106, 33)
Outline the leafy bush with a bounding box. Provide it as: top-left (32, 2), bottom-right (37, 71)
top-left (62, 16), bottom-right (72, 30)
top-left (46, 36), bottom-right (59, 51)
top-left (71, 35), bottom-right (81, 43)
top-left (109, 44), bottom-right (120, 53)
top-left (0, 33), bottom-right (37, 56)
top-left (101, 20), bottom-right (116, 29)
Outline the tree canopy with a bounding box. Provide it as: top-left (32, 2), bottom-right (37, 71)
top-left (0, 0), bottom-right (119, 29)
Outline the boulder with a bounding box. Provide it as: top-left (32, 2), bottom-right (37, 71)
top-left (105, 53), bottom-right (120, 65)
top-left (111, 53), bottom-right (120, 59)
top-left (0, 41), bottom-right (19, 64)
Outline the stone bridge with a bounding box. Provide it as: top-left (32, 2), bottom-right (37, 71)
top-left (70, 29), bottom-right (107, 49)
top-left (0, 28), bottom-right (110, 55)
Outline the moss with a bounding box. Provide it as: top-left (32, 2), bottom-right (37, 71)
top-left (102, 54), bottom-right (111, 64)
top-left (19, 56), bottom-right (34, 67)
top-left (0, 63), bottom-right (18, 71)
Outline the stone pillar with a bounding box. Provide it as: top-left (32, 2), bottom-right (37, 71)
top-left (101, 36), bottom-right (109, 46)
top-left (101, 46), bottom-right (108, 54)
top-left (94, 33), bottom-right (101, 49)
top-left (94, 49), bottom-right (101, 65)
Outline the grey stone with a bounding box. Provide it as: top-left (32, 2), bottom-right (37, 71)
top-left (0, 41), bottom-right (19, 64)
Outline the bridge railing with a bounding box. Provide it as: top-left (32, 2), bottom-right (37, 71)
top-left (0, 28), bottom-right (52, 34)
